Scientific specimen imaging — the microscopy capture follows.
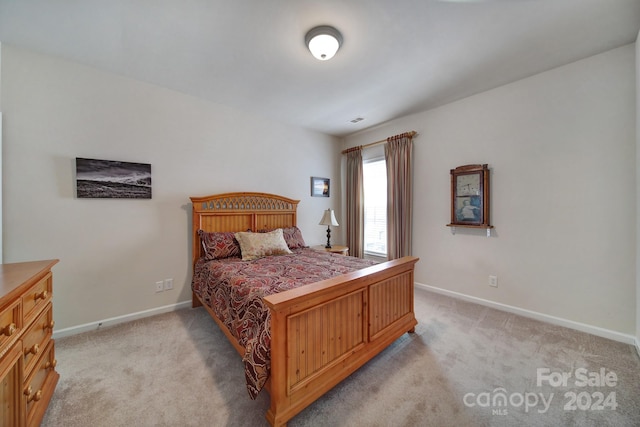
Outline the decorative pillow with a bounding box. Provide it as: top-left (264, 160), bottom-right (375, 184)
top-left (198, 230), bottom-right (241, 260)
top-left (234, 229), bottom-right (292, 261)
top-left (256, 226), bottom-right (307, 250)
top-left (282, 226), bottom-right (307, 249)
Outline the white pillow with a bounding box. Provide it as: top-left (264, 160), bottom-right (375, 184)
top-left (234, 229), bottom-right (292, 261)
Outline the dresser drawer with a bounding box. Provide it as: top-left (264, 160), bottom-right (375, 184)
top-left (24, 339), bottom-right (58, 427)
top-left (22, 272), bottom-right (52, 325)
top-left (22, 303), bottom-right (54, 376)
top-left (0, 299), bottom-right (22, 357)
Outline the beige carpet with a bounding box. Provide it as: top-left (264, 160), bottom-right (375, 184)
top-left (41, 288), bottom-right (640, 426)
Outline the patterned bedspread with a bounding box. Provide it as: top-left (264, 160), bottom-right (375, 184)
top-left (191, 247), bottom-right (378, 398)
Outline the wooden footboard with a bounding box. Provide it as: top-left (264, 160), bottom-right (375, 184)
top-left (263, 256), bottom-right (418, 427)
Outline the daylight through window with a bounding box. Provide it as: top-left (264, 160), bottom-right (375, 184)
top-left (363, 159), bottom-right (387, 256)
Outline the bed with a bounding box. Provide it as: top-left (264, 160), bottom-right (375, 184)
top-left (190, 192), bottom-right (419, 427)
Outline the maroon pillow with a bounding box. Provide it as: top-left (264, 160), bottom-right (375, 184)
top-left (282, 226), bottom-right (307, 249)
top-left (198, 230), bottom-right (241, 260)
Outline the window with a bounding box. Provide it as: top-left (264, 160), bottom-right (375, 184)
top-left (363, 159), bottom-right (387, 256)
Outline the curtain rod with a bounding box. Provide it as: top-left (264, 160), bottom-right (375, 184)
top-left (341, 130), bottom-right (417, 155)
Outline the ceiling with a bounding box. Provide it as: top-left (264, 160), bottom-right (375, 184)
top-left (0, 0), bottom-right (639, 137)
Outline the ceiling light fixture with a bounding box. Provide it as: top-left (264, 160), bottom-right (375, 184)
top-left (305, 25), bottom-right (343, 61)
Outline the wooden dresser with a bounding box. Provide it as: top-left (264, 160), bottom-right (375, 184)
top-left (0, 260), bottom-right (59, 427)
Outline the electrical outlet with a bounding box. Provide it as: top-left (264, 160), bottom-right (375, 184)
top-left (489, 275), bottom-right (498, 287)
top-left (164, 278), bottom-right (173, 290)
top-left (155, 281), bottom-right (164, 293)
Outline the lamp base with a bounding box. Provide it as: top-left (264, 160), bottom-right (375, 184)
top-left (325, 226), bottom-right (332, 248)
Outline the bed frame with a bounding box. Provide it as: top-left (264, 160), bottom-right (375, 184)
top-left (191, 192), bottom-right (418, 427)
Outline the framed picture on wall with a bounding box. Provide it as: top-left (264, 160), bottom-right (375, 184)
top-left (448, 164), bottom-right (491, 228)
top-left (310, 177), bottom-right (330, 197)
top-left (76, 157), bottom-right (152, 199)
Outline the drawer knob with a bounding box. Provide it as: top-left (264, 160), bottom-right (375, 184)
top-left (27, 389), bottom-right (42, 403)
top-left (1, 323), bottom-right (16, 337)
top-left (45, 359), bottom-right (58, 370)
top-left (43, 320), bottom-right (55, 331)
top-left (25, 343), bottom-right (40, 356)
top-left (24, 386), bottom-right (43, 402)
top-left (34, 290), bottom-right (49, 301)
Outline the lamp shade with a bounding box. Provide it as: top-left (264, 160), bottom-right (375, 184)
top-left (319, 209), bottom-right (339, 227)
top-left (305, 26), bottom-right (343, 61)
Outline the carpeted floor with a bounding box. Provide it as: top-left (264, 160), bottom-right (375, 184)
top-left (41, 288), bottom-right (640, 426)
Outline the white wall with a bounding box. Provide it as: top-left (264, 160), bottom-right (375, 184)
top-left (344, 45), bottom-right (636, 336)
top-left (0, 42), bottom-right (3, 263)
top-left (636, 31), bottom-right (640, 353)
top-left (0, 111), bottom-right (3, 264)
top-left (0, 45), bottom-right (341, 330)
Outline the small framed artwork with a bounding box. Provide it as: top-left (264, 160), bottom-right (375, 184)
top-left (310, 177), bottom-right (330, 197)
top-left (448, 164), bottom-right (491, 228)
top-left (76, 157), bottom-right (152, 199)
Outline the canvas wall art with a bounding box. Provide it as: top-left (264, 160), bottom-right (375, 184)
top-left (76, 158), bottom-right (152, 199)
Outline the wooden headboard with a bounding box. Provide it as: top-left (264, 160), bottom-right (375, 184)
top-left (190, 192), bottom-right (300, 268)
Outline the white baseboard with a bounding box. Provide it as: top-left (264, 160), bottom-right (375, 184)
top-left (635, 337), bottom-right (640, 358)
top-left (53, 300), bottom-right (192, 339)
top-left (414, 282), bottom-right (637, 346)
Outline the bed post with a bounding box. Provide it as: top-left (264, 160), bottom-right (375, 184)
top-left (265, 308), bottom-right (288, 427)
top-left (192, 292), bottom-right (202, 308)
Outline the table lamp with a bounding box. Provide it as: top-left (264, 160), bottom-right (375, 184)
top-left (319, 209), bottom-right (339, 248)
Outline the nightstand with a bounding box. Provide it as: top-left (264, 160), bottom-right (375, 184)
top-left (312, 245), bottom-right (349, 256)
